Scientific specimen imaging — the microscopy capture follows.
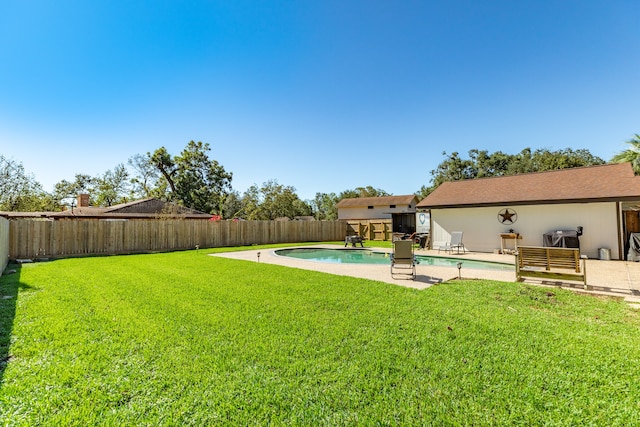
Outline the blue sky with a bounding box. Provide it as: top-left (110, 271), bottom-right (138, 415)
top-left (1, 1), bottom-right (638, 201)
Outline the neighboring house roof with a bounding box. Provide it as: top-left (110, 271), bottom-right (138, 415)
top-left (417, 163), bottom-right (640, 209)
top-left (336, 195), bottom-right (419, 208)
top-left (0, 198), bottom-right (213, 219)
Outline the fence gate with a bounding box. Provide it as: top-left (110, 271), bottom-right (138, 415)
top-left (345, 220), bottom-right (391, 241)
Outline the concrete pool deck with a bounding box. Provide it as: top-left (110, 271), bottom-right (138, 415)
top-left (210, 244), bottom-right (640, 303)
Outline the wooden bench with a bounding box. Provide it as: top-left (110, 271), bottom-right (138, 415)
top-left (515, 246), bottom-right (589, 289)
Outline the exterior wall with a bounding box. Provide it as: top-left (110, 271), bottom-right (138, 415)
top-left (430, 202), bottom-right (619, 259)
top-left (0, 217), bottom-right (8, 273)
top-left (338, 205), bottom-right (415, 220)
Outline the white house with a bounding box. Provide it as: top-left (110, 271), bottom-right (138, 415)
top-left (416, 163), bottom-right (640, 260)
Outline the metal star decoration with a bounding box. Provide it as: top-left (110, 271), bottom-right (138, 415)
top-left (498, 208), bottom-right (517, 225)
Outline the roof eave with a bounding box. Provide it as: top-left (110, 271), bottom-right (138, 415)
top-left (420, 196), bottom-right (640, 209)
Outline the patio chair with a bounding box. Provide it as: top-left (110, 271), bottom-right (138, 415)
top-left (439, 231), bottom-right (466, 254)
top-left (390, 239), bottom-right (416, 280)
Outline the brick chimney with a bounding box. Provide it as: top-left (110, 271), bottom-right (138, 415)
top-left (77, 194), bottom-right (90, 208)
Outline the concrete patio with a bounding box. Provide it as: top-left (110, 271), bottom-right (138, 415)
top-left (210, 244), bottom-right (640, 303)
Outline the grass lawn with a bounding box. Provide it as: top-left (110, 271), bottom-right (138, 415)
top-left (1, 245), bottom-right (640, 425)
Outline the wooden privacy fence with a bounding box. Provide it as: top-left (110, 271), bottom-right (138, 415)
top-left (8, 219), bottom-right (346, 260)
top-left (346, 219), bottom-right (392, 241)
top-left (0, 218), bottom-right (9, 272)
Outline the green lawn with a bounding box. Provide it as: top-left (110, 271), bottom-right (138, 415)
top-left (1, 245), bottom-right (639, 425)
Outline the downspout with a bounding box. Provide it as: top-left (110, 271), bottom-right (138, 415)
top-left (616, 202), bottom-right (623, 260)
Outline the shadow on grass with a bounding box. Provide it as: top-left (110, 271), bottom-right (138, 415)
top-left (0, 263), bottom-right (34, 387)
top-left (520, 278), bottom-right (639, 300)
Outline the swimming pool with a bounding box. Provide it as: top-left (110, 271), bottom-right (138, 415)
top-left (274, 248), bottom-right (513, 271)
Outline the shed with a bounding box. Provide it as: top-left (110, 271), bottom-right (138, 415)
top-left (416, 163), bottom-right (640, 260)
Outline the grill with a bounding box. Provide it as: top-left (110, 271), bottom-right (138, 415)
top-left (543, 230), bottom-right (580, 249)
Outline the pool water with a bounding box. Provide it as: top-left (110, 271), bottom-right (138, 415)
top-left (274, 248), bottom-right (513, 271)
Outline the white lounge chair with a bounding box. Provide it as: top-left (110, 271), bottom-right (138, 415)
top-left (439, 231), bottom-right (466, 254)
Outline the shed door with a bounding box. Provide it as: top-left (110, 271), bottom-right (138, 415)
top-left (624, 210), bottom-right (640, 259)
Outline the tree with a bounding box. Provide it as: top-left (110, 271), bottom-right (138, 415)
top-left (428, 152), bottom-right (475, 190)
top-left (236, 180), bottom-right (311, 220)
top-left (312, 192), bottom-right (339, 220)
top-left (238, 185), bottom-right (262, 219)
top-left (52, 174), bottom-right (98, 207)
top-left (506, 147), bottom-right (534, 175)
top-left (0, 155), bottom-right (58, 211)
top-left (338, 186), bottom-right (390, 199)
top-left (51, 166), bottom-right (131, 208)
top-left (128, 153), bottom-right (162, 198)
top-left (469, 149), bottom-right (512, 178)
top-left (419, 147), bottom-right (605, 197)
top-left (529, 148), bottom-right (605, 171)
top-left (149, 141), bottom-right (233, 213)
top-left (220, 190), bottom-right (243, 219)
top-left (611, 134), bottom-right (640, 174)
top-left (150, 146), bottom-right (178, 196)
top-left (94, 164), bottom-right (131, 207)
top-left (259, 180), bottom-right (303, 219)
top-left (174, 141), bottom-right (233, 213)
top-left (417, 151), bottom-right (474, 198)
